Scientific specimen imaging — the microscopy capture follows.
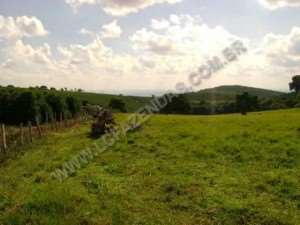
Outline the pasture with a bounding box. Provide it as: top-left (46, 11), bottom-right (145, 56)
top-left (0, 109), bottom-right (300, 225)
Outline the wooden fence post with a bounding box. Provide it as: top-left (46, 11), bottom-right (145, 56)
top-left (20, 123), bottom-right (24, 145)
top-left (54, 113), bottom-right (58, 131)
top-left (36, 118), bottom-right (42, 138)
top-left (60, 112), bottom-right (63, 129)
top-left (55, 119), bottom-right (58, 131)
top-left (50, 114), bottom-right (54, 131)
top-left (64, 113), bottom-right (69, 128)
top-left (1, 124), bottom-right (7, 152)
top-left (45, 112), bottom-right (49, 124)
top-left (45, 112), bottom-right (49, 132)
top-left (28, 121), bottom-right (33, 143)
top-left (64, 118), bottom-right (68, 128)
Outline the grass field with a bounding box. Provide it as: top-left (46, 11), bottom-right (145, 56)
top-left (0, 109), bottom-right (300, 225)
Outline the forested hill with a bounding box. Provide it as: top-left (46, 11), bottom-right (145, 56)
top-left (185, 85), bottom-right (284, 103)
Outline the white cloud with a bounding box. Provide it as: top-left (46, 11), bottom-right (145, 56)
top-left (101, 20), bottom-right (122, 39)
top-left (131, 28), bottom-right (179, 55)
top-left (0, 15), bottom-right (48, 40)
top-left (261, 27), bottom-right (300, 67)
top-left (210, 26), bottom-right (300, 92)
top-left (80, 20), bottom-right (122, 40)
top-left (80, 28), bottom-right (93, 36)
top-left (130, 14), bottom-right (243, 78)
top-left (151, 18), bottom-right (170, 30)
top-left (56, 36), bottom-right (141, 78)
top-left (0, 36), bottom-right (141, 91)
top-left (1, 13), bottom-right (298, 93)
top-left (128, 15), bottom-right (299, 92)
top-left (65, 0), bottom-right (96, 12)
top-left (0, 40), bottom-right (53, 72)
top-left (57, 37), bottom-right (112, 67)
top-left (13, 40), bottom-right (52, 65)
top-left (131, 15), bottom-right (237, 56)
top-left (258, 0), bottom-right (300, 9)
top-left (0, 59), bottom-right (14, 69)
top-left (65, 0), bottom-right (182, 16)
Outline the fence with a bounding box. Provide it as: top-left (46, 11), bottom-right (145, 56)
top-left (0, 113), bottom-right (90, 159)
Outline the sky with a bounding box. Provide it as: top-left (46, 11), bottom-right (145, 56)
top-left (0, 0), bottom-right (300, 95)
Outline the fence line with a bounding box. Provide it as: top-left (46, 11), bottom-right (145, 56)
top-left (0, 113), bottom-right (89, 158)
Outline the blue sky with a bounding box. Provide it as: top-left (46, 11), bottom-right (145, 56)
top-left (0, 0), bottom-right (300, 95)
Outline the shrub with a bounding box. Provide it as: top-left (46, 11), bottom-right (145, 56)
top-left (109, 98), bottom-right (127, 112)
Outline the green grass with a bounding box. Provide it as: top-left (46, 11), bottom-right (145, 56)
top-left (0, 109), bottom-right (300, 225)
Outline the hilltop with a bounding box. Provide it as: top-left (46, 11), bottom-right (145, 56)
top-left (185, 85), bottom-right (284, 103)
top-left (72, 85), bottom-right (286, 112)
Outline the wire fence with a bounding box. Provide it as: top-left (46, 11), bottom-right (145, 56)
top-left (0, 113), bottom-right (90, 161)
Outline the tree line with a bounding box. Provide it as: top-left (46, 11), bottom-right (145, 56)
top-left (1, 75), bottom-right (299, 122)
top-left (0, 86), bottom-right (81, 125)
top-left (159, 75), bottom-right (300, 115)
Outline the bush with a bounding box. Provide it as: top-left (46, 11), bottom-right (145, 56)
top-left (109, 98), bottom-right (127, 112)
top-left (294, 103), bottom-right (300, 108)
top-left (160, 94), bottom-right (191, 114)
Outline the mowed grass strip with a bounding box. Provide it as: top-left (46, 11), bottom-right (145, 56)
top-left (0, 109), bottom-right (300, 225)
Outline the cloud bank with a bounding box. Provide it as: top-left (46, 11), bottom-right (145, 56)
top-left (65, 0), bottom-right (182, 16)
top-left (1, 13), bottom-right (299, 93)
top-left (0, 15), bottom-right (48, 40)
top-left (259, 0), bottom-right (300, 9)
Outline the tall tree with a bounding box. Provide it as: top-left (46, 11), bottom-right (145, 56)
top-left (161, 94), bottom-right (191, 114)
top-left (15, 92), bottom-right (38, 123)
top-left (46, 94), bottom-right (68, 120)
top-left (66, 96), bottom-right (81, 117)
top-left (236, 92), bottom-right (258, 115)
top-left (289, 75), bottom-right (300, 94)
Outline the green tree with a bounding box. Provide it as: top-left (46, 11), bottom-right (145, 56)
top-left (109, 98), bottom-right (127, 112)
top-left (38, 100), bottom-right (53, 123)
top-left (66, 96), bottom-right (81, 117)
top-left (161, 94), bottom-right (191, 114)
top-left (236, 92), bottom-right (258, 115)
top-left (15, 92), bottom-right (39, 123)
top-left (46, 94), bottom-right (68, 121)
top-left (40, 85), bottom-right (48, 91)
top-left (289, 75), bottom-right (300, 94)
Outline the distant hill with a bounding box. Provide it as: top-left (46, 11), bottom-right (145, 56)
top-left (199, 85), bottom-right (284, 97)
top-left (0, 85), bottom-right (286, 112)
top-left (70, 92), bottom-right (150, 112)
top-left (185, 85), bottom-right (284, 104)
top-left (71, 85), bottom-right (286, 110)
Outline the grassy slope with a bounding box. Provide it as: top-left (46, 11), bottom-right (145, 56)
top-left (0, 110), bottom-right (300, 225)
top-left (71, 92), bottom-right (150, 112)
top-left (185, 85), bottom-right (284, 104)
